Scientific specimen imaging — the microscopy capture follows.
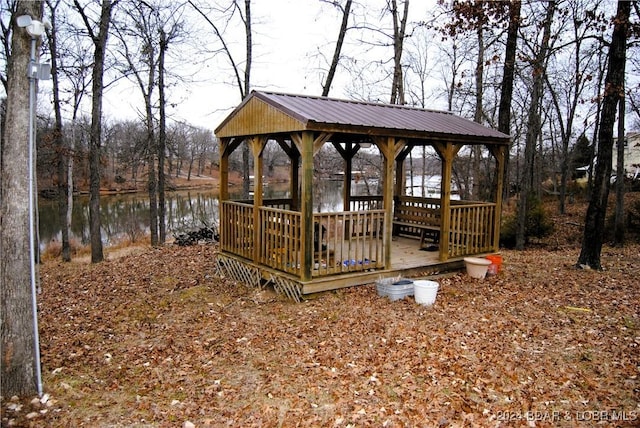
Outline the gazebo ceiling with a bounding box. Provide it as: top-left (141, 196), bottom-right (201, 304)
top-left (215, 90), bottom-right (511, 145)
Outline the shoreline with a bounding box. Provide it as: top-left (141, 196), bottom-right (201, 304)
top-left (38, 175), bottom-right (243, 199)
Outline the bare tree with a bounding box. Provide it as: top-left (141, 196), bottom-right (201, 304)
top-left (1, 0), bottom-right (43, 397)
top-left (435, 1), bottom-right (509, 199)
top-left (321, 0), bottom-right (353, 96)
top-left (389, 0), bottom-right (409, 105)
top-left (544, 0), bottom-right (603, 214)
top-left (111, 0), bottom-right (185, 245)
top-left (515, 1), bottom-right (556, 250)
top-left (43, 0), bottom-right (73, 261)
top-left (497, 0), bottom-right (521, 200)
top-left (578, 0), bottom-right (630, 269)
top-left (158, 17), bottom-right (168, 244)
top-left (405, 26), bottom-right (437, 195)
top-left (50, 6), bottom-right (94, 260)
top-left (73, 0), bottom-right (118, 263)
top-left (0, 0), bottom-right (17, 96)
top-left (614, 89), bottom-right (625, 245)
top-left (112, 2), bottom-right (159, 245)
top-left (189, 0), bottom-right (253, 197)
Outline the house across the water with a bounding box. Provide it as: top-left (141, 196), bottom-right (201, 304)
top-left (214, 91), bottom-right (510, 301)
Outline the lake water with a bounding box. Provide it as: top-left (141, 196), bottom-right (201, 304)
top-left (38, 190), bottom-right (224, 249)
top-left (37, 180), bottom-right (346, 249)
top-left (37, 176), bottom-right (445, 249)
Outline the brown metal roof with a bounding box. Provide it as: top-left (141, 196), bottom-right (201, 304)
top-left (215, 91), bottom-right (510, 144)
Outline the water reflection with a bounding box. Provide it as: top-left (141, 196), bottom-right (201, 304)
top-left (37, 179), bottom-right (381, 249)
top-left (38, 190), bottom-right (224, 249)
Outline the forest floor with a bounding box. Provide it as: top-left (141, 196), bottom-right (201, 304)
top-left (2, 197), bottom-right (640, 428)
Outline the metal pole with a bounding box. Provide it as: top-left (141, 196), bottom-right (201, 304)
top-left (28, 35), bottom-right (43, 398)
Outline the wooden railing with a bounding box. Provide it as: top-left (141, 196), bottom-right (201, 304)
top-left (349, 195), bottom-right (383, 211)
top-left (220, 201), bottom-right (385, 278)
top-left (397, 195), bottom-right (440, 210)
top-left (220, 201), bottom-right (255, 260)
top-left (258, 207), bottom-right (302, 276)
top-left (236, 198), bottom-right (293, 210)
top-left (221, 197), bottom-right (496, 278)
top-left (393, 196), bottom-right (441, 242)
top-left (448, 202), bottom-right (496, 258)
top-left (312, 210), bottom-right (385, 277)
top-left (393, 196), bottom-right (497, 258)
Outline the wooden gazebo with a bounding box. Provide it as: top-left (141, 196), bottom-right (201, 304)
top-left (214, 91), bottom-right (510, 300)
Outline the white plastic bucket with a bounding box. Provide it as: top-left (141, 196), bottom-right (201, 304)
top-left (413, 280), bottom-right (439, 306)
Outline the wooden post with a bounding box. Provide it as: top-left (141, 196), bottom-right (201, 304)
top-left (220, 137), bottom-right (243, 252)
top-left (276, 136), bottom-right (300, 211)
top-left (377, 137), bottom-right (405, 269)
top-left (434, 142), bottom-right (462, 261)
top-left (220, 138), bottom-right (230, 201)
top-left (220, 137), bottom-right (243, 201)
top-left (291, 149), bottom-right (300, 211)
top-left (383, 139), bottom-right (395, 269)
top-left (332, 140), bottom-right (357, 235)
top-left (251, 136), bottom-right (265, 263)
top-left (344, 143), bottom-right (353, 212)
top-left (293, 131), bottom-right (314, 281)
top-left (395, 145), bottom-right (412, 198)
top-left (489, 144), bottom-right (506, 252)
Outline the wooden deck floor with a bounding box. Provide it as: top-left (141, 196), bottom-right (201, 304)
top-left (300, 236), bottom-right (463, 295)
top-left (390, 236), bottom-right (440, 270)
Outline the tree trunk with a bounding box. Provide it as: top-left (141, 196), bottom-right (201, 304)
top-left (389, 0), bottom-right (409, 105)
top-left (75, 0), bottom-right (116, 263)
top-left (614, 96), bottom-right (625, 246)
top-left (1, 0), bottom-right (42, 397)
top-left (146, 77), bottom-right (158, 246)
top-left (515, 1), bottom-right (555, 250)
top-left (472, 24), bottom-right (484, 200)
top-left (148, 148), bottom-right (158, 246)
top-left (497, 0), bottom-right (520, 200)
top-left (587, 48), bottom-right (607, 196)
top-left (577, 0), bottom-right (629, 269)
top-left (46, 0), bottom-right (71, 262)
top-left (241, 0), bottom-right (252, 198)
top-left (158, 28), bottom-right (167, 244)
top-left (66, 152), bottom-right (74, 259)
top-left (322, 0), bottom-right (352, 97)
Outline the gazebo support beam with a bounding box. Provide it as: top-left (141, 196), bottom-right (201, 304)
top-left (292, 131), bottom-right (316, 281)
top-left (276, 137), bottom-right (300, 210)
top-left (488, 144), bottom-right (506, 251)
top-left (395, 145), bottom-right (413, 199)
top-left (219, 137), bottom-right (231, 201)
top-left (433, 142), bottom-right (463, 261)
top-left (250, 136), bottom-right (267, 262)
top-left (333, 141), bottom-right (359, 215)
top-left (376, 136), bottom-right (406, 269)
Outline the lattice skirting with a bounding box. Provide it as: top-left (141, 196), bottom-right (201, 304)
top-left (269, 274), bottom-right (302, 303)
top-left (215, 254), bottom-right (262, 289)
top-left (215, 254), bottom-right (303, 302)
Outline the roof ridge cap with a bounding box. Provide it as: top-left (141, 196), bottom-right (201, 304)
top-left (256, 90), bottom-right (453, 115)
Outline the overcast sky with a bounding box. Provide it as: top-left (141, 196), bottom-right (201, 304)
top-left (101, 0), bottom-right (440, 131)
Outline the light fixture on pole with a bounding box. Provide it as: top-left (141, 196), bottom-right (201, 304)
top-left (358, 141), bottom-right (372, 148)
top-left (17, 14), bottom-right (51, 399)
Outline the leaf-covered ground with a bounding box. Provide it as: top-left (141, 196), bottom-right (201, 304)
top-left (2, 200), bottom-right (639, 427)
